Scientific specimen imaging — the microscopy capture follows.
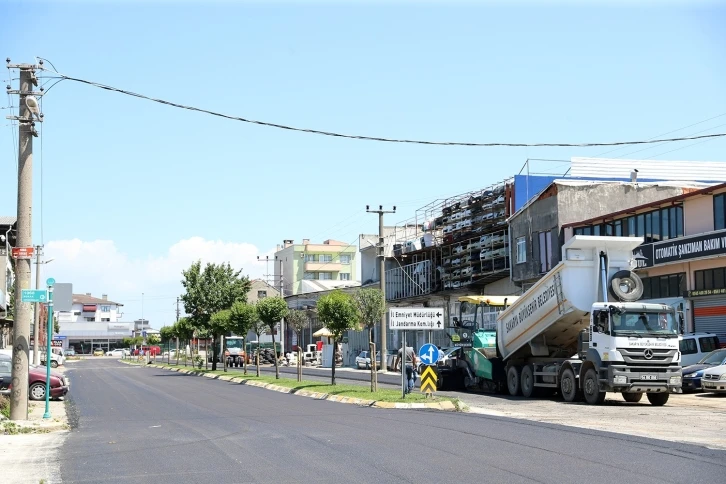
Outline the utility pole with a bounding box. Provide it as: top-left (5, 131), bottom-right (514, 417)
top-left (6, 59), bottom-right (43, 421)
top-left (366, 205), bottom-right (396, 373)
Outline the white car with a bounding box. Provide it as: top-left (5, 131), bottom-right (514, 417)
top-left (106, 349), bottom-right (126, 357)
top-left (701, 364), bottom-right (726, 394)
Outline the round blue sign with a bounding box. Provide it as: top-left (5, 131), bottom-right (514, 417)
top-left (418, 343), bottom-right (440, 366)
top-left (46, 277), bottom-right (56, 286)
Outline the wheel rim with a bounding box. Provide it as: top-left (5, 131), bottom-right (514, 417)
top-left (585, 376), bottom-right (596, 395)
top-left (31, 385), bottom-right (45, 399)
top-left (522, 371), bottom-right (532, 394)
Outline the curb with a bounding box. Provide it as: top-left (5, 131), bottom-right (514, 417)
top-left (120, 360), bottom-right (459, 412)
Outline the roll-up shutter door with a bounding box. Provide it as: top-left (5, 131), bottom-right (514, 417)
top-left (692, 297), bottom-right (726, 347)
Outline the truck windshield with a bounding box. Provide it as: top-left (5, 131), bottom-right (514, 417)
top-left (611, 311), bottom-right (678, 337)
top-left (226, 339), bottom-right (243, 349)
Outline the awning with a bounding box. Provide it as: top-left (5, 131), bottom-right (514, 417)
top-left (458, 295), bottom-right (520, 307)
top-left (82, 304), bottom-right (97, 312)
top-left (313, 327), bottom-right (333, 337)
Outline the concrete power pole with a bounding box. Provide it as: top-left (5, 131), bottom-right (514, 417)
top-left (366, 205), bottom-right (396, 372)
top-left (7, 61), bottom-right (42, 420)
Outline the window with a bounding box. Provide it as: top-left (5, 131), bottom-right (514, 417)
top-left (85, 317), bottom-right (95, 322)
top-left (680, 338), bottom-right (697, 355)
top-left (699, 336), bottom-right (719, 353)
top-left (319, 272), bottom-right (332, 280)
top-left (694, 267), bottom-right (726, 291)
top-left (538, 231), bottom-right (552, 274)
top-left (303, 272), bottom-right (315, 280)
top-left (304, 254), bottom-right (316, 262)
top-left (516, 237), bottom-right (526, 264)
top-left (257, 290), bottom-right (267, 299)
top-left (319, 254), bottom-right (333, 263)
top-left (340, 273), bottom-right (351, 281)
top-left (715, 194), bottom-right (726, 230)
top-left (572, 205), bottom-right (683, 243)
top-left (641, 273), bottom-right (686, 299)
top-left (101, 318), bottom-right (110, 322)
top-left (100, 305), bottom-right (110, 313)
top-left (340, 255), bottom-right (351, 264)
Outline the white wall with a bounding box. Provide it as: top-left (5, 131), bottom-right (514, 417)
top-left (684, 195), bottom-right (714, 236)
top-left (57, 302), bottom-right (123, 323)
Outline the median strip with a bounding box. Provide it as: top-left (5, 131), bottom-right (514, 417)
top-left (120, 360), bottom-right (460, 411)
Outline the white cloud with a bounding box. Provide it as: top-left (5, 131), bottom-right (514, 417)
top-left (42, 237), bottom-right (272, 325)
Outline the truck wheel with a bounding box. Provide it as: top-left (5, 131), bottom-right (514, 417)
top-left (520, 365), bottom-right (537, 398)
top-left (622, 392), bottom-right (643, 403)
top-left (609, 270), bottom-right (643, 302)
top-left (50, 360), bottom-right (58, 368)
top-left (583, 368), bottom-right (606, 405)
top-left (560, 367), bottom-right (581, 402)
top-left (507, 366), bottom-right (521, 396)
top-left (646, 392), bottom-right (669, 406)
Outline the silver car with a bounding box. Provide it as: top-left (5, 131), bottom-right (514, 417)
top-left (701, 364), bottom-right (726, 394)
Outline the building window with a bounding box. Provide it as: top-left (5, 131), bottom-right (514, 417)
top-left (695, 267), bottom-right (726, 291)
top-left (340, 254), bottom-right (351, 264)
top-left (573, 205), bottom-right (683, 243)
top-left (340, 273), bottom-right (351, 281)
top-left (303, 272), bottom-right (315, 280)
top-left (538, 231), bottom-right (552, 274)
top-left (85, 317), bottom-right (95, 322)
top-left (516, 237), bottom-right (526, 264)
top-left (257, 290), bottom-right (267, 299)
top-left (304, 254), bottom-right (316, 262)
top-left (641, 273), bottom-right (686, 299)
top-left (319, 272), bottom-right (332, 280)
top-left (715, 194), bottom-right (726, 230)
top-left (319, 254), bottom-right (333, 263)
top-left (101, 318), bottom-right (110, 322)
top-left (100, 305), bottom-right (110, 313)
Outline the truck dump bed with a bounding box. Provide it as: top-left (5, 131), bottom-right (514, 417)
top-left (496, 236), bottom-right (643, 361)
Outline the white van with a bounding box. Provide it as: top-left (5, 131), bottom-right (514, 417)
top-left (0, 347), bottom-right (65, 368)
top-left (680, 333), bottom-right (720, 366)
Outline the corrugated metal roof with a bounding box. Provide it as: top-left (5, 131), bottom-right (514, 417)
top-left (0, 216), bottom-right (17, 226)
top-left (571, 158), bottom-right (726, 182)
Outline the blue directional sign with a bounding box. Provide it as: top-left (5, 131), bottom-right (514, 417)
top-left (418, 343), bottom-right (440, 366)
top-left (46, 277), bottom-right (56, 286)
top-left (21, 289), bottom-right (48, 303)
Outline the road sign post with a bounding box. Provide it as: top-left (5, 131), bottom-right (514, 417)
top-left (43, 280), bottom-right (54, 419)
top-left (418, 343), bottom-right (440, 366)
top-left (420, 365), bottom-right (437, 395)
top-left (389, 308), bottom-right (445, 331)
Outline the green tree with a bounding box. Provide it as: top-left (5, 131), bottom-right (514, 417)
top-left (229, 301), bottom-right (257, 375)
top-left (147, 334), bottom-right (161, 345)
top-left (159, 325), bottom-right (175, 363)
top-left (53, 318), bottom-right (60, 335)
top-left (174, 317), bottom-right (195, 366)
top-left (317, 291), bottom-right (359, 385)
top-left (210, 309), bottom-right (232, 368)
top-left (256, 296), bottom-right (289, 379)
top-left (180, 261), bottom-right (251, 370)
top-left (250, 314), bottom-right (266, 377)
top-left (285, 309), bottom-right (309, 382)
top-left (354, 288), bottom-right (386, 391)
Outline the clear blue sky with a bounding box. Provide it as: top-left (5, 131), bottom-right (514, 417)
top-left (2, 1), bottom-right (725, 324)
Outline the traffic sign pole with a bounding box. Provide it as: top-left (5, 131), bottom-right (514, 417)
top-left (401, 331), bottom-right (406, 399)
top-left (43, 283), bottom-right (54, 419)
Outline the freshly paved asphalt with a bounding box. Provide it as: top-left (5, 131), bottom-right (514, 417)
top-left (60, 359), bottom-right (725, 483)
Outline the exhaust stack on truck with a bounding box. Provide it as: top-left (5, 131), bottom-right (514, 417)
top-left (449, 235), bottom-right (682, 406)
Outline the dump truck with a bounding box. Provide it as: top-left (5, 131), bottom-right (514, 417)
top-left (444, 235), bottom-right (682, 405)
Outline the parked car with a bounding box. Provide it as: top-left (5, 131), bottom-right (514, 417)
top-left (0, 354), bottom-right (69, 400)
top-left (92, 348), bottom-right (104, 357)
top-left (64, 348), bottom-right (76, 357)
top-left (132, 346), bottom-right (162, 356)
top-left (701, 364), bottom-right (726, 394)
top-left (680, 333), bottom-right (720, 366)
top-left (0, 354), bottom-right (11, 395)
top-left (106, 349), bottom-right (126, 357)
top-left (682, 349), bottom-right (726, 392)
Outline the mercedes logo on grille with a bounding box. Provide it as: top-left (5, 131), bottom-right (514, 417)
top-left (644, 348), bottom-right (654, 359)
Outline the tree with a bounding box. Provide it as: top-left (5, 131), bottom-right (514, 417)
top-left (147, 334), bottom-right (161, 345)
top-left (285, 309), bottom-right (309, 381)
top-left (354, 288), bottom-right (386, 391)
top-left (181, 260), bottom-right (251, 370)
top-left (250, 313), bottom-right (266, 377)
top-left (53, 318), bottom-right (60, 335)
top-left (159, 326), bottom-right (175, 364)
top-left (317, 291), bottom-right (360, 385)
top-left (229, 301), bottom-right (257, 375)
top-left (174, 317), bottom-right (195, 366)
top-left (210, 309), bottom-right (232, 369)
top-left (256, 296), bottom-right (289, 379)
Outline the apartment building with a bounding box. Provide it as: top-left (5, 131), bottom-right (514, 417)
top-left (274, 239), bottom-right (359, 296)
top-left (55, 293), bottom-right (134, 354)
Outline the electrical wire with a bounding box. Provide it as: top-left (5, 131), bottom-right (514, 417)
top-left (39, 67), bottom-right (726, 149)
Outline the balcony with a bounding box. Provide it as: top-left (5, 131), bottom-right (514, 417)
top-left (385, 260), bottom-right (432, 301)
top-left (305, 262), bottom-right (342, 272)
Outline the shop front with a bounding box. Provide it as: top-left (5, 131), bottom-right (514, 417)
top-left (58, 322), bottom-right (134, 354)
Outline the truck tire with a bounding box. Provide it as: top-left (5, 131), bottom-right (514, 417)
top-left (622, 392), bottom-right (643, 403)
top-left (646, 392), bottom-right (669, 406)
top-left (583, 368), bottom-right (606, 405)
top-left (609, 270), bottom-right (643, 302)
top-left (520, 364), bottom-right (537, 398)
top-left (507, 366), bottom-right (521, 396)
top-left (560, 367), bottom-right (581, 402)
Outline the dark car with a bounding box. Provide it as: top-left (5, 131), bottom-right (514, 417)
top-left (682, 349), bottom-right (726, 392)
top-left (0, 353), bottom-right (69, 400)
top-left (0, 354), bottom-right (11, 395)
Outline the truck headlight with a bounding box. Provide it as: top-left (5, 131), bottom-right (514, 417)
top-left (614, 375), bottom-right (627, 384)
top-left (669, 376), bottom-right (682, 385)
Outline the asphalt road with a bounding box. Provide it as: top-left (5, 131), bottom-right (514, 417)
top-left (60, 359), bottom-right (725, 484)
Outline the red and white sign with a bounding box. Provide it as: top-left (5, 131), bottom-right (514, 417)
top-left (51, 340), bottom-right (63, 348)
top-left (11, 247), bottom-right (34, 259)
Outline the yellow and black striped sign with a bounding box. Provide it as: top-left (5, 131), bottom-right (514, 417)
top-left (420, 365), bottom-right (437, 393)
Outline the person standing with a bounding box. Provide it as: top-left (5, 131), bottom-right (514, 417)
top-left (395, 345), bottom-right (417, 392)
